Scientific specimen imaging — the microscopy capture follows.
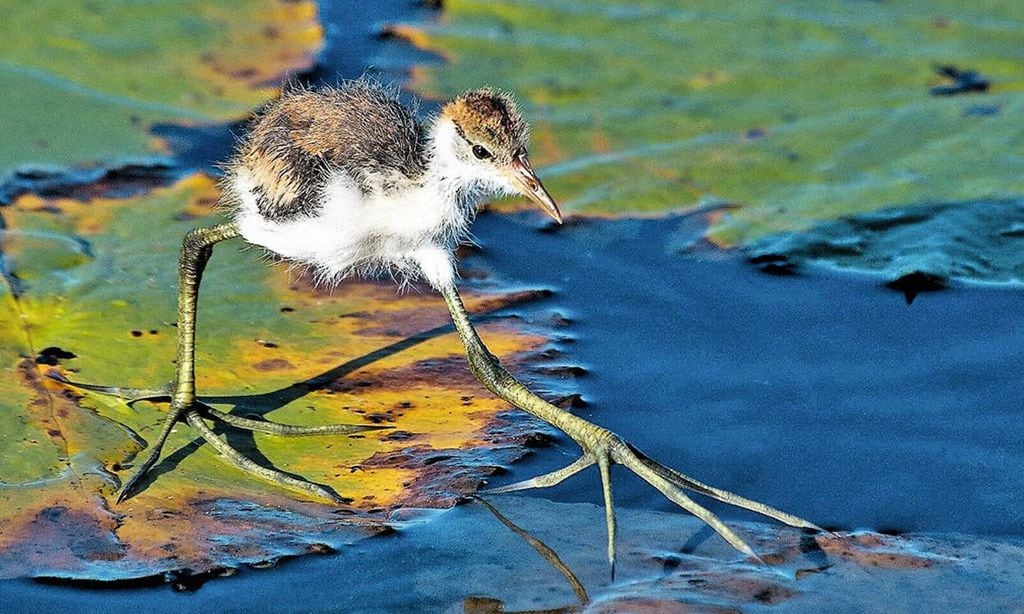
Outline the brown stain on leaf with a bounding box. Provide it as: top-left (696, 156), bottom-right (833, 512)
top-left (815, 531), bottom-right (940, 569)
top-left (378, 24), bottom-right (451, 62)
top-left (252, 358), bottom-right (296, 372)
top-left (193, 0), bottom-right (323, 105)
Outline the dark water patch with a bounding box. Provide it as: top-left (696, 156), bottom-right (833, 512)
top-left (747, 252), bottom-right (797, 276)
top-left (929, 65), bottom-right (991, 96)
top-left (32, 566), bottom-right (235, 593)
top-left (305, 0), bottom-right (440, 89)
top-left (749, 197), bottom-right (1024, 288)
top-left (886, 270), bottom-right (946, 304)
top-left (467, 212), bottom-right (1024, 537)
top-left (149, 123), bottom-right (239, 178)
top-left (34, 346), bottom-right (77, 366)
top-left (0, 163), bottom-right (180, 206)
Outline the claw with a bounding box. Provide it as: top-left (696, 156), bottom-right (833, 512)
top-left (632, 454), bottom-right (758, 557)
top-left (628, 443), bottom-right (823, 532)
top-left (596, 454), bottom-right (616, 577)
top-left (485, 455), bottom-right (593, 494)
top-left (117, 403), bottom-right (188, 502)
top-left (117, 448), bottom-right (163, 503)
top-left (54, 373), bottom-right (382, 503)
top-left (56, 378), bottom-right (381, 505)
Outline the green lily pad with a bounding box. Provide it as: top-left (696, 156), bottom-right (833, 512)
top-left (0, 0), bottom-right (322, 183)
top-left (749, 197), bottom-right (1024, 287)
top-left (405, 0), bottom-right (1024, 247)
top-left (0, 175), bottom-right (551, 580)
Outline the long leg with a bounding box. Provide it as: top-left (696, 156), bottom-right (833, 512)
top-left (117, 223), bottom-right (242, 501)
top-left (113, 224), bottom-right (382, 502)
top-left (438, 281), bottom-right (820, 569)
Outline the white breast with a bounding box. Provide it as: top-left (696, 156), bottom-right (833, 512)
top-left (231, 168), bottom-right (471, 286)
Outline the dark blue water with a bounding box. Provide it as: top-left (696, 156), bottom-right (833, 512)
top-left (469, 212), bottom-right (1024, 537)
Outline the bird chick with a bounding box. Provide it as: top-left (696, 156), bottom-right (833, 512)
top-left (65, 79), bottom-right (818, 574)
top-left (225, 80), bottom-right (560, 289)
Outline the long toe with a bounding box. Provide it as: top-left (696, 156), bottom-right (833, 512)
top-left (184, 409), bottom-right (349, 504)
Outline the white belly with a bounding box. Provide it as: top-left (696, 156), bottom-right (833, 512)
top-left (231, 170), bottom-right (467, 285)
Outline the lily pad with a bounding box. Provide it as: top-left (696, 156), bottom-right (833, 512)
top-left (402, 0), bottom-right (1024, 247)
top-left (0, 174), bottom-right (553, 579)
top-left (749, 197), bottom-right (1024, 288)
top-left (0, 0), bottom-right (322, 185)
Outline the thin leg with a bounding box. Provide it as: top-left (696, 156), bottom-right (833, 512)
top-left (112, 223), bottom-right (381, 502)
top-left (118, 223), bottom-right (240, 500)
top-left (438, 282), bottom-right (818, 569)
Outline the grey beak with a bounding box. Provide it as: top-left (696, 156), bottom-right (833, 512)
top-left (509, 151), bottom-right (562, 224)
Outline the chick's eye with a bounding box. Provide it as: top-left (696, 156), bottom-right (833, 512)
top-left (472, 144), bottom-right (492, 160)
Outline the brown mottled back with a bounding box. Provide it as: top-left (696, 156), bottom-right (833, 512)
top-left (226, 80), bottom-right (427, 221)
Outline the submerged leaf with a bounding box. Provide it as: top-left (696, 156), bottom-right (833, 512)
top-left (0, 175), bottom-right (553, 579)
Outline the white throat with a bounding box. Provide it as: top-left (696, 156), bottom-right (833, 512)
top-left (425, 118), bottom-right (515, 213)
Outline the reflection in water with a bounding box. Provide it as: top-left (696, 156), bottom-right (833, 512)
top-left (471, 495), bottom-right (589, 607)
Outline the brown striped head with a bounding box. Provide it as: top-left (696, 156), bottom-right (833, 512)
top-left (442, 89), bottom-right (528, 162)
top-left (439, 89), bottom-right (561, 223)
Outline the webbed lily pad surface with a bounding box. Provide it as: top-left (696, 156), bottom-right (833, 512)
top-left (403, 0), bottom-right (1024, 282)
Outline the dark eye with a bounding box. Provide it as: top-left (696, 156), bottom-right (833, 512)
top-left (472, 144), bottom-right (492, 160)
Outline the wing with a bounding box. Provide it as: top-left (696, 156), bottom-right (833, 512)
top-left (228, 81), bottom-right (427, 222)
top-left (298, 81), bottom-right (427, 194)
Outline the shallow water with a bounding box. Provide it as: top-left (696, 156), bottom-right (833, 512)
top-left (473, 212), bottom-right (1024, 537)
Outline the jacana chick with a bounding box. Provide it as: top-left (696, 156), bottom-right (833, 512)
top-left (228, 81), bottom-right (560, 289)
top-left (70, 80), bottom-right (818, 571)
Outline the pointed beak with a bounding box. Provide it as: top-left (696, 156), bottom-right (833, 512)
top-left (508, 151), bottom-right (562, 224)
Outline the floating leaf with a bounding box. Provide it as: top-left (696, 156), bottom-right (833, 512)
top-left (0, 175), bottom-right (552, 579)
top-left (749, 197), bottom-right (1024, 286)
top-left (403, 0), bottom-right (1024, 246)
top-left (0, 0), bottom-right (322, 183)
